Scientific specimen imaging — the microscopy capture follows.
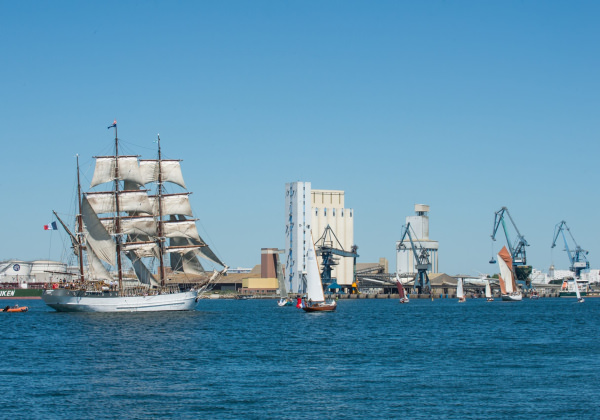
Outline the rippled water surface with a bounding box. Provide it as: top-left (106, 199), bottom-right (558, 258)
top-left (2, 297), bottom-right (599, 419)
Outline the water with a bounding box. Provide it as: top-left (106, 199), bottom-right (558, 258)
top-left (2, 298), bottom-right (599, 419)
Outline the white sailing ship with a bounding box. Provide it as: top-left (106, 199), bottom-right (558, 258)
top-left (497, 246), bottom-right (522, 301)
top-left (42, 123), bottom-right (227, 312)
top-left (457, 278), bottom-right (466, 302)
top-left (485, 280), bottom-right (494, 301)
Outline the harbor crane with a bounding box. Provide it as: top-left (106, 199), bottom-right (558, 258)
top-left (397, 222), bottom-right (431, 294)
top-left (314, 225), bottom-right (359, 290)
top-left (491, 206), bottom-right (532, 285)
top-left (551, 221), bottom-right (589, 278)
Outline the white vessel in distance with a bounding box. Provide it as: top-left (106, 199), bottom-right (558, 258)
top-left (42, 122), bottom-right (227, 312)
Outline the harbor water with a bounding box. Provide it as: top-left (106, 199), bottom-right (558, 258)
top-left (2, 298), bottom-right (600, 419)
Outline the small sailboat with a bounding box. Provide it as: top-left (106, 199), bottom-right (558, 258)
top-left (301, 231), bottom-right (336, 312)
top-left (574, 279), bottom-right (585, 303)
top-left (497, 246), bottom-right (522, 301)
top-left (457, 278), bottom-right (466, 303)
top-left (485, 280), bottom-right (494, 302)
top-left (277, 257), bottom-right (291, 307)
top-left (395, 274), bottom-right (409, 303)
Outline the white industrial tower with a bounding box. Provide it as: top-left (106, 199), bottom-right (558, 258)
top-left (285, 182), bottom-right (312, 294)
top-left (396, 204), bottom-right (439, 275)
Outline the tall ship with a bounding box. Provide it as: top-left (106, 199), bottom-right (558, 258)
top-left (42, 122), bottom-right (227, 312)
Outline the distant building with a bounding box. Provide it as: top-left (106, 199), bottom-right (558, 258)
top-left (0, 260), bottom-right (72, 285)
top-left (284, 182), bottom-right (355, 294)
top-left (396, 204), bottom-right (439, 275)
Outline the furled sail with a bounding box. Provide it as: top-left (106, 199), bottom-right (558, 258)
top-left (124, 251), bottom-right (160, 287)
top-left (148, 193), bottom-right (193, 217)
top-left (86, 191), bottom-right (154, 215)
top-left (139, 160), bottom-right (186, 188)
top-left (81, 196), bottom-right (116, 267)
top-left (90, 156), bottom-right (144, 188)
top-left (497, 246), bottom-right (514, 294)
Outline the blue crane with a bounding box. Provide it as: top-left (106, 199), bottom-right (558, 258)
top-left (314, 225), bottom-right (359, 291)
top-left (491, 207), bottom-right (532, 286)
top-left (397, 222), bottom-right (431, 294)
top-left (551, 221), bottom-right (589, 278)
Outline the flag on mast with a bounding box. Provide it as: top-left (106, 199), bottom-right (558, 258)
top-left (44, 222), bottom-right (58, 231)
top-left (107, 119), bottom-right (117, 129)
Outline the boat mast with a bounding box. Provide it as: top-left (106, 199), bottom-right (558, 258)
top-left (76, 155), bottom-right (85, 283)
top-left (157, 134), bottom-right (166, 287)
top-left (112, 122), bottom-right (124, 295)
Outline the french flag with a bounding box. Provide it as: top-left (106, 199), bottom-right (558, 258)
top-left (44, 222), bottom-right (58, 231)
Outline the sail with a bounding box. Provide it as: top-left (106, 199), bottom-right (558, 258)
top-left (395, 274), bottom-right (406, 298)
top-left (497, 246), bottom-right (514, 294)
top-left (574, 280), bottom-right (582, 299)
top-left (149, 194), bottom-right (193, 217)
top-left (81, 196), bottom-right (116, 267)
top-left (139, 160), bottom-right (186, 188)
top-left (305, 232), bottom-right (325, 302)
top-left (86, 191), bottom-right (154, 215)
top-left (121, 241), bottom-right (159, 258)
top-left (169, 245), bottom-right (205, 275)
top-left (485, 280), bottom-right (492, 298)
top-left (124, 251), bottom-right (160, 287)
top-left (457, 278), bottom-right (464, 298)
top-left (101, 217), bottom-right (157, 236)
top-left (277, 255), bottom-right (287, 297)
top-left (90, 156), bottom-right (144, 188)
top-left (86, 245), bottom-right (113, 281)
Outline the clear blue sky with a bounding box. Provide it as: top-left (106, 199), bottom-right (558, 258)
top-left (1, 1), bottom-right (598, 276)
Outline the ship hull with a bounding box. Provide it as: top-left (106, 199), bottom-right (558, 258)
top-left (42, 289), bottom-right (198, 312)
top-left (501, 293), bottom-right (523, 302)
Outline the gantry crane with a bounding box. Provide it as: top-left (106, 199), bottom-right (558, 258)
top-left (314, 225), bottom-right (359, 291)
top-left (491, 207), bottom-right (532, 285)
top-left (397, 222), bottom-right (431, 294)
top-left (551, 221), bottom-right (589, 278)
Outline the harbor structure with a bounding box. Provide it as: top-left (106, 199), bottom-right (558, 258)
top-left (396, 204), bottom-right (439, 276)
top-left (285, 182), bottom-right (355, 294)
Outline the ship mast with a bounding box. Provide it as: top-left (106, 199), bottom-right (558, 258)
top-left (157, 134), bottom-right (166, 287)
top-left (111, 122), bottom-right (124, 295)
top-left (76, 155), bottom-right (85, 283)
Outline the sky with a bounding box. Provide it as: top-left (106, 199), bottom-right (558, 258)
top-left (1, 1), bottom-right (599, 276)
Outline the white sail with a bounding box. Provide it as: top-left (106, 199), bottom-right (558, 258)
top-left (81, 196), bottom-right (116, 267)
top-left (86, 245), bottom-right (113, 281)
top-left (90, 156), bottom-right (144, 188)
top-left (162, 219), bottom-right (202, 241)
top-left (86, 191), bottom-right (154, 215)
top-left (305, 232), bottom-right (325, 302)
top-left (101, 217), bottom-right (157, 236)
top-left (485, 280), bottom-right (492, 298)
top-left (139, 160), bottom-right (186, 188)
top-left (121, 241), bottom-right (159, 258)
top-left (574, 280), bottom-right (582, 300)
top-left (149, 194), bottom-right (193, 217)
top-left (169, 248), bottom-right (205, 275)
top-left (124, 251), bottom-right (160, 287)
top-left (457, 278), bottom-right (464, 298)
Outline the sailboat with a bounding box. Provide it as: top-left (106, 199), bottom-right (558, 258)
top-left (485, 280), bottom-right (494, 301)
top-left (301, 231), bottom-right (336, 312)
top-left (497, 246), bottom-right (522, 301)
top-left (277, 254), bottom-right (291, 306)
top-left (457, 278), bottom-right (466, 303)
top-left (395, 274), bottom-right (409, 303)
top-left (42, 123), bottom-right (227, 312)
top-left (573, 279), bottom-right (585, 303)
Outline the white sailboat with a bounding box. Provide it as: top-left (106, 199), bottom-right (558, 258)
top-left (42, 123), bottom-right (227, 312)
top-left (301, 231), bottom-right (336, 312)
top-left (277, 253), bottom-right (291, 307)
top-left (574, 279), bottom-right (585, 303)
top-left (485, 280), bottom-right (494, 301)
top-left (395, 273), bottom-right (409, 303)
top-left (497, 246), bottom-right (522, 301)
top-left (457, 278), bottom-right (466, 303)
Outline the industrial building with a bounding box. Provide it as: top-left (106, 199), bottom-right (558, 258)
top-left (396, 204), bottom-right (439, 276)
top-left (284, 182), bottom-right (355, 294)
top-left (0, 260), bottom-right (71, 286)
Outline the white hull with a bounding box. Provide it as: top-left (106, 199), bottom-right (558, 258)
top-left (42, 289), bottom-right (198, 312)
top-left (501, 293), bottom-right (522, 302)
